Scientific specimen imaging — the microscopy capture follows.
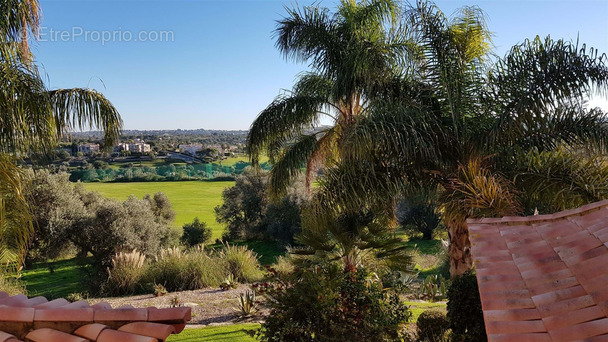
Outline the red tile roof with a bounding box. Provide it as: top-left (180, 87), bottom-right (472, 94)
top-left (0, 291), bottom-right (190, 341)
top-left (468, 200), bottom-right (608, 342)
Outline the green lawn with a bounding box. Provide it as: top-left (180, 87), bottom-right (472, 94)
top-left (20, 258), bottom-right (89, 299)
top-left (84, 181), bottom-right (234, 239)
top-left (167, 324), bottom-right (259, 342)
top-left (405, 300), bottom-right (447, 322)
top-left (216, 155), bottom-right (268, 167)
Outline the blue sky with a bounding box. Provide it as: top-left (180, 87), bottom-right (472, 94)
top-left (35, 0), bottom-right (608, 130)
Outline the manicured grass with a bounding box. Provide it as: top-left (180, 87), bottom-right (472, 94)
top-left (84, 181), bottom-right (234, 239)
top-left (20, 258), bottom-right (89, 299)
top-left (405, 300), bottom-right (447, 322)
top-left (167, 324), bottom-right (259, 342)
top-left (405, 238), bottom-right (443, 255)
top-left (215, 155), bottom-right (268, 167)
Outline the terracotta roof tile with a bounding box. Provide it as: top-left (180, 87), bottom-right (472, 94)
top-left (96, 329), bottom-right (157, 342)
top-left (0, 332), bottom-right (19, 342)
top-left (118, 322), bottom-right (175, 340)
top-left (0, 291), bottom-right (190, 341)
top-left (468, 200), bottom-right (608, 341)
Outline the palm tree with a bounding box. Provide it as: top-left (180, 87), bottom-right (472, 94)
top-left (247, 0), bottom-right (408, 196)
top-left (0, 0), bottom-right (122, 264)
top-left (309, 1), bottom-right (608, 276)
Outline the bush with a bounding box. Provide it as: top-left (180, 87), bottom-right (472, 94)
top-left (145, 248), bottom-right (224, 292)
top-left (103, 250), bottom-right (147, 296)
top-left (0, 275), bottom-right (26, 296)
top-left (220, 243), bottom-right (263, 283)
top-left (270, 256), bottom-right (295, 278)
top-left (257, 266), bottom-right (411, 341)
top-left (181, 218), bottom-right (212, 247)
top-left (417, 310), bottom-right (449, 342)
top-left (447, 271), bottom-right (486, 342)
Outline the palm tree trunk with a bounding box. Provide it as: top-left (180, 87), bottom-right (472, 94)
top-left (446, 217), bottom-right (473, 277)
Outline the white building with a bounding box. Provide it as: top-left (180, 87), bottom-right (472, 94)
top-left (129, 142), bottom-right (151, 153)
top-left (179, 144), bottom-right (203, 155)
top-left (114, 140), bottom-right (150, 153)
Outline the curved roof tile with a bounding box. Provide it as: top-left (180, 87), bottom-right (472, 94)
top-left (468, 199), bottom-right (608, 341)
top-left (0, 291), bottom-right (190, 342)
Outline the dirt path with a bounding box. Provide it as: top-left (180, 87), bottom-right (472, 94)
top-left (89, 285), bottom-right (266, 326)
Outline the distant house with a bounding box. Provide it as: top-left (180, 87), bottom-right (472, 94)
top-left (114, 139), bottom-right (151, 154)
top-left (114, 143), bottom-right (130, 152)
top-left (129, 142), bottom-right (151, 153)
top-left (179, 143), bottom-right (203, 155)
top-left (77, 143), bottom-right (100, 155)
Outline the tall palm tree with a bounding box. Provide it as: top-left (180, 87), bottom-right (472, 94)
top-left (0, 0), bottom-right (122, 264)
top-left (247, 0), bottom-right (408, 196)
top-left (309, 1), bottom-right (608, 276)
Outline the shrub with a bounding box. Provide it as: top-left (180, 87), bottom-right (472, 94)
top-left (0, 276), bottom-right (26, 296)
top-left (417, 310), bottom-right (449, 342)
top-left (220, 243), bottom-right (263, 283)
top-left (66, 292), bottom-right (86, 303)
top-left (447, 271), bottom-right (486, 342)
top-left (145, 248), bottom-right (224, 291)
top-left (103, 250), bottom-right (147, 296)
top-left (257, 265), bottom-right (411, 341)
top-left (270, 255), bottom-right (295, 278)
top-left (181, 218), bottom-right (212, 247)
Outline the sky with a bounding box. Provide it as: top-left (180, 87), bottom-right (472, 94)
top-left (34, 0), bottom-right (608, 130)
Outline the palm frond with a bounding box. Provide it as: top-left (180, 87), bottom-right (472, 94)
top-left (440, 158), bottom-right (521, 221)
top-left (0, 61), bottom-right (54, 154)
top-left (49, 88), bottom-right (123, 149)
top-left (512, 148), bottom-right (608, 214)
top-left (0, 0), bottom-right (40, 62)
top-left (0, 155), bottom-right (32, 265)
top-left (268, 134), bottom-right (318, 198)
top-left (487, 36), bottom-right (608, 144)
top-left (247, 93), bottom-right (326, 164)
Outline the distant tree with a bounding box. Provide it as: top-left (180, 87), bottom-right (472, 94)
top-left (215, 169), bottom-right (308, 242)
top-left (181, 218), bottom-right (212, 247)
top-left (144, 192), bottom-right (176, 225)
top-left (93, 160), bottom-right (108, 169)
top-left (215, 169), bottom-right (268, 240)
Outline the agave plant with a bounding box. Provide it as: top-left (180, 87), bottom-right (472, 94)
top-left (235, 290), bottom-right (258, 317)
top-left (418, 275), bottom-right (447, 302)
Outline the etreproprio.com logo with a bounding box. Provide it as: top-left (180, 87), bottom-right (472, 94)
top-left (39, 27), bottom-right (175, 45)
